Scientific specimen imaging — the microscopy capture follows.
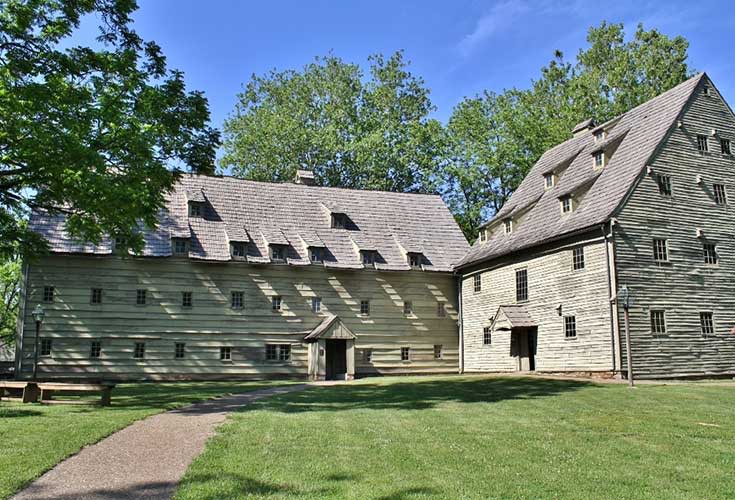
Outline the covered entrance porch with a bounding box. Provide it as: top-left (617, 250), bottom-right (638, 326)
top-left (304, 315), bottom-right (356, 381)
top-left (490, 305), bottom-right (538, 372)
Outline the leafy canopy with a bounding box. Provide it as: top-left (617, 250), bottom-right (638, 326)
top-left (443, 22), bottom-right (691, 240)
top-left (222, 51), bottom-right (443, 193)
top-left (0, 256), bottom-right (19, 346)
top-left (0, 0), bottom-right (220, 258)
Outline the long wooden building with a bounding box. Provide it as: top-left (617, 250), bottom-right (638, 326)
top-left (15, 172), bottom-right (469, 380)
top-left (456, 73), bottom-right (735, 379)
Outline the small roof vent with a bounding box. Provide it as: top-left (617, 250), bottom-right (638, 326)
top-left (294, 169), bottom-right (316, 186)
top-left (572, 118), bottom-right (596, 137)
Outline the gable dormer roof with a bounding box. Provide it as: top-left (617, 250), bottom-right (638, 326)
top-left (457, 73), bottom-right (707, 270)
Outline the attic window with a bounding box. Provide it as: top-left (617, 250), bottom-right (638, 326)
top-left (188, 202), bottom-right (204, 217)
top-left (309, 247), bottom-right (324, 263)
top-left (702, 84), bottom-right (711, 96)
top-left (361, 250), bottom-right (376, 267)
top-left (270, 245), bottom-right (287, 263)
top-left (479, 229), bottom-right (487, 242)
top-left (407, 253), bottom-right (423, 269)
top-left (504, 219), bottom-right (513, 234)
top-left (713, 184), bottom-right (727, 205)
top-left (721, 138), bottom-right (731, 155)
top-left (560, 196), bottom-right (573, 214)
top-left (657, 175), bottom-right (672, 196)
top-left (593, 151), bottom-right (605, 168)
top-left (231, 241), bottom-right (247, 258)
top-left (593, 129), bottom-right (606, 142)
top-left (172, 238), bottom-right (188, 256)
top-left (544, 173), bottom-right (556, 189)
top-left (697, 135), bottom-right (709, 153)
top-left (331, 213), bottom-right (347, 229)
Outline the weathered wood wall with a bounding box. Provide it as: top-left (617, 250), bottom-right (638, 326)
top-left (18, 255), bottom-right (459, 380)
top-left (614, 78), bottom-right (735, 378)
top-left (461, 236), bottom-right (616, 373)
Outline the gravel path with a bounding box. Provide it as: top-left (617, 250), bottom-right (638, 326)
top-left (13, 384), bottom-right (309, 500)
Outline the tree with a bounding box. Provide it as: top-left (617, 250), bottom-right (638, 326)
top-left (0, 257), bottom-right (20, 347)
top-left (444, 22), bottom-right (691, 240)
top-left (0, 0), bottom-right (220, 258)
top-left (222, 51), bottom-right (443, 193)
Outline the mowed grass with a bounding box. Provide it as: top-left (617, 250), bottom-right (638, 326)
top-left (177, 376), bottom-right (735, 499)
top-left (0, 380), bottom-right (289, 499)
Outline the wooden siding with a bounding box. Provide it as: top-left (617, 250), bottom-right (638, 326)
top-left (18, 255), bottom-right (459, 380)
top-left (461, 237), bottom-right (615, 373)
top-left (614, 81), bottom-right (735, 378)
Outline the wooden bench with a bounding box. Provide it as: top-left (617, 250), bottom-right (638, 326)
top-left (0, 381), bottom-right (39, 403)
top-left (37, 383), bottom-right (115, 406)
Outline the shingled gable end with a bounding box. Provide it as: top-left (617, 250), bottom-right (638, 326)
top-left (458, 73), bottom-right (735, 379)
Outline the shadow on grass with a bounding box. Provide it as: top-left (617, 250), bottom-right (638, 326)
top-left (239, 377), bottom-right (595, 414)
top-left (0, 408), bottom-right (43, 418)
top-left (179, 472), bottom-right (353, 499)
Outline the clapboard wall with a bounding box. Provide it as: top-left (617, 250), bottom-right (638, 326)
top-left (461, 234), bottom-right (616, 373)
top-left (614, 78), bottom-right (735, 378)
top-left (17, 255), bottom-right (459, 380)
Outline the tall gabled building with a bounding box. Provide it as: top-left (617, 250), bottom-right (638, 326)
top-left (456, 74), bottom-right (735, 379)
top-left (16, 172), bottom-right (469, 380)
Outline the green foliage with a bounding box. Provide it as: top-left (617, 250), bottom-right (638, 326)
top-left (0, 256), bottom-right (20, 346)
top-left (222, 51), bottom-right (443, 193)
top-left (444, 22), bottom-right (692, 240)
top-left (0, 0), bottom-right (220, 258)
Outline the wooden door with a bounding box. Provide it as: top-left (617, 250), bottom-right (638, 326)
top-left (325, 339), bottom-right (347, 380)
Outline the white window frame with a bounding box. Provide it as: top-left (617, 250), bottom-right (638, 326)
top-left (473, 274), bottom-right (481, 293)
top-left (653, 239), bottom-right (669, 263)
top-left (312, 296), bottom-right (322, 313)
top-left (713, 184), bottom-right (727, 206)
top-left (564, 315), bottom-right (577, 338)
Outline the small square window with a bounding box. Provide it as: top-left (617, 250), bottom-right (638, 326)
top-left (331, 213), bottom-right (347, 229)
top-left (700, 312), bottom-right (714, 336)
top-left (697, 135), bottom-right (709, 153)
top-left (362, 348), bottom-right (372, 363)
top-left (657, 175), bottom-right (672, 196)
top-left (182, 291), bottom-right (192, 308)
top-left (561, 196), bottom-right (573, 214)
top-left (361, 250), bottom-right (375, 266)
top-left (713, 184), bottom-right (727, 205)
top-left (703, 243), bottom-right (718, 265)
top-left (408, 253), bottom-right (423, 269)
top-left (43, 286), bottom-right (55, 303)
top-left (188, 202), bottom-right (202, 217)
top-left (653, 239), bottom-right (668, 262)
top-left (479, 229), bottom-right (488, 242)
top-left (91, 288), bottom-right (102, 305)
top-left (172, 239), bottom-right (188, 256)
top-left (266, 344), bottom-right (277, 360)
top-left (309, 247), bottom-right (324, 263)
top-left (220, 346), bottom-right (232, 361)
top-left (593, 151), bottom-right (605, 168)
top-left (279, 344), bottom-right (291, 361)
top-left (360, 299), bottom-right (370, 316)
top-left (265, 344), bottom-right (290, 361)
top-left (544, 173), bottom-right (555, 189)
top-left (437, 302), bottom-right (446, 318)
top-left (515, 269), bottom-right (528, 302)
top-left (231, 242), bottom-right (247, 258)
top-left (504, 219), bottom-right (513, 234)
top-left (433, 344), bottom-right (443, 360)
top-left (564, 316), bottom-right (577, 338)
top-left (572, 247), bottom-right (585, 271)
top-left (403, 301), bottom-right (413, 316)
top-left (702, 84), bottom-right (711, 96)
top-left (473, 274), bottom-right (482, 293)
top-left (272, 296), bottom-right (282, 311)
top-left (90, 340), bottom-right (101, 359)
top-left (312, 296), bottom-right (322, 313)
top-left (136, 289), bottom-right (147, 305)
top-left (133, 342), bottom-right (145, 359)
top-left (483, 327), bottom-right (492, 345)
top-left (720, 138), bottom-right (731, 155)
top-left (231, 291), bottom-right (244, 309)
top-left (40, 338), bottom-right (52, 357)
top-left (650, 310), bottom-right (666, 335)
top-left (270, 245), bottom-right (286, 263)
top-left (400, 347), bottom-right (410, 361)
top-left (175, 342), bottom-right (185, 359)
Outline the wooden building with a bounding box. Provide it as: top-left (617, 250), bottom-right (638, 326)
top-left (456, 74), bottom-right (735, 379)
top-left (15, 173), bottom-right (469, 381)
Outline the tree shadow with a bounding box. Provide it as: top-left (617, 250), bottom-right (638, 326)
top-left (177, 472), bottom-right (347, 498)
top-left (0, 407), bottom-right (43, 418)
top-left (377, 486), bottom-right (441, 499)
top-left (237, 376), bottom-right (596, 415)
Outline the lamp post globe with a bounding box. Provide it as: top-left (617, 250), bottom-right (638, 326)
top-left (32, 304), bottom-right (45, 381)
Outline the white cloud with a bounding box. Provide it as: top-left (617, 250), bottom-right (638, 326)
top-left (457, 0), bottom-right (531, 56)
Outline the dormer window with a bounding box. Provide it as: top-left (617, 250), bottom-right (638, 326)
top-left (504, 219), bottom-right (513, 234)
top-left (407, 253), bottom-right (423, 269)
top-left (479, 229), bottom-right (487, 242)
top-left (361, 250), bottom-right (376, 267)
top-left (270, 245), bottom-right (287, 263)
top-left (593, 151), bottom-right (605, 168)
top-left (593, 129), bottom-right (606, 143)
top-left (188, 202), bottom-right (204, 217)
top-left (231, 241), bottom-right (247, 259)
top-left (309, 246), bottom-right (324, 263)
top-left (544, 173), bottom-right (556, 189)
top-left (172, 238), bottom-right (189, 256)
top-left (331, 213), bottom-right (347, 229)
top-left (560, 196), bottom-right (573, 214)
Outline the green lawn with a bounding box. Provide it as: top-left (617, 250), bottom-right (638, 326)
top-left (0, 380), bottom-right (288, 499)
top-left (176, 376), bottom-right (735, 499)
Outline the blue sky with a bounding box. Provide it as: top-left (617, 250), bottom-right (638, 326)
top-left (81, 1), bottom-right (735, 131)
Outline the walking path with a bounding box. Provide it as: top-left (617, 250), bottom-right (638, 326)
top-left (13, 384), bottom-right (309, 500)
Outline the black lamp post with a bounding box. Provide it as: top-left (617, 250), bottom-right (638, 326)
top-left (31, 304), bottom-right (45, 381)
top-left (617, 286), bottom-right (634, 388)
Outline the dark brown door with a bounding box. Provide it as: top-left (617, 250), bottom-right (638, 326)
top-left (528, 328), bottom-right (537, 371)
top-left (325, 339), bottom-right (347, 380)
